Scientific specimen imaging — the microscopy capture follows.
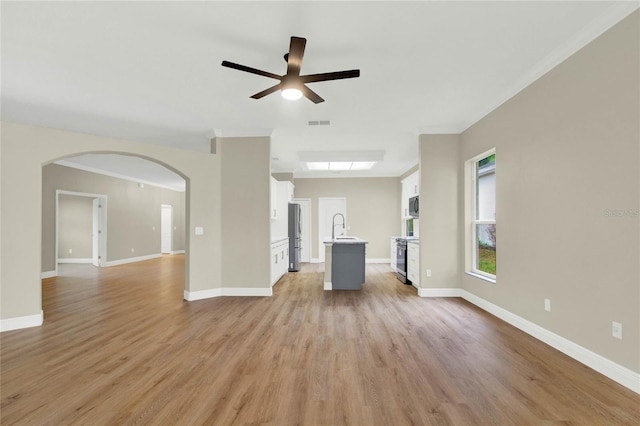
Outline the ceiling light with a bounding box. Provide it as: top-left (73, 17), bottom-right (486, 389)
top-left (306, 162), bottom-right (329, 170)
top-left (350, 161), bottom-right (376, 170)
top-left (304, 161), bottom-right (376, 171)
top-left (329, 162), bottom-right (352, 171)
top-left (281, 88), bottom-right (303, 100)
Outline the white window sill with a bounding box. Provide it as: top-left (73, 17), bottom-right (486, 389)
top-left (465, 271), bottom-right (496, 284)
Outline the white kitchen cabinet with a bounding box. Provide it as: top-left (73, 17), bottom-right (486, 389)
top-left (271, 238), bottom-right (289, 286)
top-left (407, 241), bottom-right (419, 288)
top-left (278, 181), bottom-right (294, 205)
top-left (390, 238), bottom-right (397, 272)
top-left (270, 176), bottom-right (278, 219)
top-left (271, 181), bottom-right (295, 240)
top-left (401, 171), bottom-right (419, 218)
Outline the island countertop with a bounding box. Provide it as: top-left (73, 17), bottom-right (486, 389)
top-left (323, 236), bottom-right (368, 245)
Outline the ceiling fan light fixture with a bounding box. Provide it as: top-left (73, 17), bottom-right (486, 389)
top-left (222, 36), bottom-right (359, 103)
top-left (281, 87), bottom-right (303, 100)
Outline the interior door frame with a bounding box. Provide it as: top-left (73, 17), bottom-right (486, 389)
top-left (160, 204), bottom-right (173, 254)
top-left (318, 197), bottom-right (347, 263)
top-left (56, 190), bottom-right (107, 275)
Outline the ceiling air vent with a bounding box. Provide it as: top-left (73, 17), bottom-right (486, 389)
top-left (308, 120), bottom-right (331, 126)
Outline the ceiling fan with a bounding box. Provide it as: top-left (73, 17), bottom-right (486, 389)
top-left (221, 36), bottom-right (360, 104)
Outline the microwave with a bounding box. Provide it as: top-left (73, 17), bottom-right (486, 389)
top-left (409, 195), bottom-right (419, 218)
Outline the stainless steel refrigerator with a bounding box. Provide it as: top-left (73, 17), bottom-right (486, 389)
top-left (288, 203), bottom-right (302, 271)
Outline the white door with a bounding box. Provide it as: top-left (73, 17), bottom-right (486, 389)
top-left (318, 197), bottom-right (347, 262)
top-left (294, 198), bottom-right (311, 263)
top-left (92, 198), bottom-right (100, 266)
top-left (161, 204), bottom-right (172, 254)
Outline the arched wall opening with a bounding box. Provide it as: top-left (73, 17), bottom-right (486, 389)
top-left (41, 153), bottom-right (190, 303)
top-left (2, 122), bottom-right (223, 330)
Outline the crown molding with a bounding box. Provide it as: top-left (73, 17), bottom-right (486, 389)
top-left (460, 2), bottom-right (640, 133)
top-left (213, 128), bottom-right (273, 138)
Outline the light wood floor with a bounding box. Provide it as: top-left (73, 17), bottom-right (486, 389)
top-left (1, 256), bottom-right (638, 425)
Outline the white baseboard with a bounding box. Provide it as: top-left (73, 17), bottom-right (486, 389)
top-left (104, 253), bottom-right (161, 267)
top-left (366, 258), bottom-right (390, 264)
top-left (171, 250), bottom-right (185, 255)
top-left (458, 289), bottom-right (640, 394)
top-left (1, 311), bottom-right (44, 332)
top-left (423, 288), bottom-right (639, 394)
top-left (418, 287), bottom-right (462, 297)
top-left (41, 270), bottom-right (57, 279)
top-left (58, 258), bottom-right (92, 264)
top-left (311, 258), bottom-right (321, 264)
top-left (184, 288), bottom-right (223, 301)
top-left (222, 287), bottom-right (272, 297)
top-left (184, 287), bottom-right (272, 301)
top-left (324, 281), bottom-right (332, 290)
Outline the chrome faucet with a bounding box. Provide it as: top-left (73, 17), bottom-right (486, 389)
top-left (332, 213), bottom-right (345, 240)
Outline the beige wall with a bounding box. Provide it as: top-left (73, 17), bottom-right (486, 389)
top-left (419, 134), bottom-right (461, 289)
top-left (294, 177), bottom-right (401, 259)
top-left (272, 172), bottom-right (294, 183)
top-left (218, 136), bottom-right (271, 289)
top-left (42, 164), bottom-right (186, 271)
top-left (58, 194), bottom-right (93, 259)
top-left (1, 122), bottom-right (223, 320)
top-left (456, 12), bottom-right (639, 373)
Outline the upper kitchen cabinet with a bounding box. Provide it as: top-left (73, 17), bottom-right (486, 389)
top-left (271, 179), bottom-right (295, 240)
top-left (278, 181), bottom-right (294, 204)
top-left (270, 176), bottom-right (278, 219)
top-left (401, 171), bottom-right (419, 218)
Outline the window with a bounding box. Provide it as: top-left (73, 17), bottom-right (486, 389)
top-left (466, 149), bottom-right (496, 280)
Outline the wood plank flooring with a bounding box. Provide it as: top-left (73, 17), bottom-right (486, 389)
top-left (1, 255), bottom-right (639, 425)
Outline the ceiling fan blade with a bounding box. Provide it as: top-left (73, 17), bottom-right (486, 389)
top-left (286, 37), bottom-right (307, 77)
top-left (300, 69), bottom-right (360, 84)
top-left (250, 83), bottom-right (283, 99)
top-left (221, 60), bottom-right (281, 80)
top-left (300, 84), bottom-right (324, 104)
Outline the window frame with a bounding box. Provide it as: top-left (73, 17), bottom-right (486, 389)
top-left (465, 148), bottom-right (496, 282)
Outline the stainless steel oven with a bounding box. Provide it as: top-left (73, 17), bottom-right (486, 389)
top-left (396, 238), bottom-right (409, 284)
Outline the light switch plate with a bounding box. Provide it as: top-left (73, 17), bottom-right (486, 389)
top-left (195, 227), bottom-right (204, 236)
top-left (612, 321), bottom-right (622, 339)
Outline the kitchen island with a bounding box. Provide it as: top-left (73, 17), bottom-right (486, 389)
top-left (323, 237), bottom-right (368, 290)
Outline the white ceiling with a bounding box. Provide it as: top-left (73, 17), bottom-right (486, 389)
top-left (2, 1), bottom-right (638, 182)
top-left (56, 154), bottom-right (186, 192)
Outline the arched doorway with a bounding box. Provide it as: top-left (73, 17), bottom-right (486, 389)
top-left (41, 152), bottom-right (189, 305)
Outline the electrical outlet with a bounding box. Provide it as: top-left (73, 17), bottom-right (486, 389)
top-left (426, 269), bottom-right (432, 277)
top-left (152, 226), bottom-right (155, 231)
top-left (68, 248), bottom-right (73, 254)
top-left (131, 248), bottom-right (135, 253)
top-left (544, 299), bottom-right (551, 312)
top-left (612, 322), bottom-right (622, 339)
